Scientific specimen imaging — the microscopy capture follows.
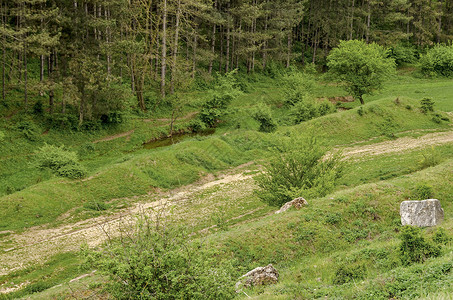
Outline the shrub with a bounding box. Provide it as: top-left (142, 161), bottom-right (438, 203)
top-left (35, 144), bottom-right (86, 179)
top-left (281, 71), bottom-right (315, 106)
top-left (199, 71), bottom-right (242, 127)
top-left (252, 104), bottom-right (277, 133)
top-left (318, 100), bottom-right (336, 116)
top-left (419, 147), bottom-right (440, 169)
top-left (399, 226), bottom-right (441, 266)
top-left (291, 99), bottom-right (319, 124)
top-left (433, 228), bottom-right (451, 245)
top-left (412, 183), bottom-right (434, 199)
top-left (255, 136), bottom-right (343, 207)
top-left (84, 215), bottom-right (236, 299)
top-left (420, 97), bottom-right (435, 114)
top-left (333, 263), bottom-right (367, 285)
top-left (388, 44), bottom-right (418, 66)
top-left (420, 45), bottom-right (453, 77)
top-left (15, 121), bottom-right (40, 141)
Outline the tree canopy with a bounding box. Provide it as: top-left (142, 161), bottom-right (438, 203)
top-left (327, 40), bottom-right (396, 105)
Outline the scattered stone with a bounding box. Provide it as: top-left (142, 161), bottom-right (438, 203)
top-left (275, 197), bottom-right (308, 214)
top-left (400, 199), bottom-right (444, 227)
top-left (235, 264), bottom-right (279, 292)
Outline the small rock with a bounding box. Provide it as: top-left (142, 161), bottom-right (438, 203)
top-left (400, 199), bottom-right (444, 227)
top-left (235, 264), bottom-right (279, 292)
top-left (275, 197), bottom-right (308, 214)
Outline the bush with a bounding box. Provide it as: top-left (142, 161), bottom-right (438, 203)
top-left (84, 215), bottom-right (236, 299)
top-left (433, 228), bottom-right (451, 245)
top-left (388, 44), bottom-right (418, 66)
top-left (199, 71), bottom-right (242, 127)
top-left (420, 45), bottom-right (453, 77)
top-left (333, 263), bottom-right (367, 285)
top-left (252, 104), bottom-right (277, 133)
top-left (291, 99), bottom-right (319, 124)
top-left (412, 183), bottom-right (434, 199)
top-left (255, 136), bottom-right (343, 207)
top-left (15, 121), bottom-right (40, 141)
top-left (35, 144), bottom-right (86, 179)
top-left (419, 146), bottom-right (441, 169)
top-left (281, 71), bottom-right (315, 106)
top-left (399, 226), bottom-right (441, 266)
top-left (420, 97), bottom-right (435, 114)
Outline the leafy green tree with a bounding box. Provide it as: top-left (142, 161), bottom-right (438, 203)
top-left (327, 40), bottom-right (395, 105)
top-left (255, 136), bottom-right (343, 207)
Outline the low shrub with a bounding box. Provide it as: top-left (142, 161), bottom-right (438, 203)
top-left (420, 45), bottom-right (453, 77)
top-left (399, 226), bottom-right (441, 266)
top-left (35, 144), bottom-right (87, 179)
top-left (252, 104), bottom-right (277, 133)
top-left (255, 136), bottom-right (343, 207)
top-left (412, 183), bottom-right (434, 199)
top-left (84, 215), bottom-right (236, 299)
top-left (420, 97), bottom-right (435, 114)
top-left (333, 263), bottom-right (367, 285)
top-left (291, 99), bottom-right (319, 124)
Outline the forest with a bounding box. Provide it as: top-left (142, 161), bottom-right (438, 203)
top-left (2, 0), bottom-right (453, 125)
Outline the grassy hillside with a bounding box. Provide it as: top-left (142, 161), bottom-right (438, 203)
top-left (0, 70), bottom-right (452, 299)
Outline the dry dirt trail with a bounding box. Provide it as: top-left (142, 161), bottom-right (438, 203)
top-left (341, 130), bottom-right (453, 159)
top-left (1, 129), bottom-right (453, 293)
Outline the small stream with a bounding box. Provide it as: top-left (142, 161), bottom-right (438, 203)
top-left (143, 129), bottom-right (215, 150)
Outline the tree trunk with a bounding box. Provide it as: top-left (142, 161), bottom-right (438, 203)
top-left (161, 0), bottom-right (167, 99)
top-left (225, 2), bottom-right (231, 73)
top-left (192, 34), bottom-right (197, 79)
top-left (350, 0), bottom-right (355, 40)
top-left (2, 2), bottom-right (6, 103)
top-left (170, 0), bottom-right (181, 94)
top-left (366, 0), bottom-right (371, 43)
top-left (208, 0), bottom-right (217, 75)
top-left (24, 37), bottom-right (28, 108)
top-left (286, 30), bottom-right (292, 68)
top-left (359, 95), bottom-right (364, 105)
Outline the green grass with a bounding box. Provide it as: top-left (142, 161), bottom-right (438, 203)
top-left (1, 71), bottom-right (453, 298)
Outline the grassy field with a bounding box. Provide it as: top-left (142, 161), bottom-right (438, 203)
top-left (0, 69), bottom-right (452, 299)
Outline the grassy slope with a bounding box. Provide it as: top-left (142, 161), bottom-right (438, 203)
top-left (0, 94), bottom-right (449, 232)
top-left (1, 72), bottom-right (452, 298)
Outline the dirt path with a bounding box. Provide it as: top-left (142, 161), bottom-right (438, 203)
top-left (1, 130), bottom-right (453, 292)
top-left (341, 130), bottom-right (453, 159)
top-left (0, 170), bottom-right (255, 280)
top-left (92, 130), bottom-right (135, 143)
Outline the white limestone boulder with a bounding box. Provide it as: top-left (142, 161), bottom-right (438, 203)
top-left (400, 199), bottom-right (444, 227)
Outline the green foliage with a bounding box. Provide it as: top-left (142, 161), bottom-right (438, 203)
top-left (419, 146), bottom-right (441, 169)
top-left (327, 40), bottom-right (396, 104)
top-left (15, 121), bottom-right (40, 141)
top-left (399, 226), bottom-right (441, 266)
top-left (388, 44), bottom-right (418, 66)
top-left (0, 131), bottom-right (4, 142)
top-left (281, 71), bottom-right (315, 106)
top-left (35, 144), bottom-right (86, 179)
top-left (333, 263), bottom-right (367, 285)
top-left (85, 216), bottom-right (236, 299)
top-left (433, 228), bottom-right (451, 245)
top-left (420, 97), bottom-right (435, 113)
top-left (291, 99), bottom-right (319, 124)
top-left (199, 71), bottom-right (242, 127)
top-left (412, 183), bottom-right (434, 199)
top-left (252, 104), bottom-right (277, 133)
top-left (420, 45), bottom-right (453, 77)
top-left (255, 136), bottom-right (343, 207)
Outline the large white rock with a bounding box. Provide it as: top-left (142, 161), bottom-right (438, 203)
top-left (400, 199), bottom-right (444, 227)
top-left (275, 197), bottom-right (308, 214)
top-left (235, 264), bottom-right (278, 292)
